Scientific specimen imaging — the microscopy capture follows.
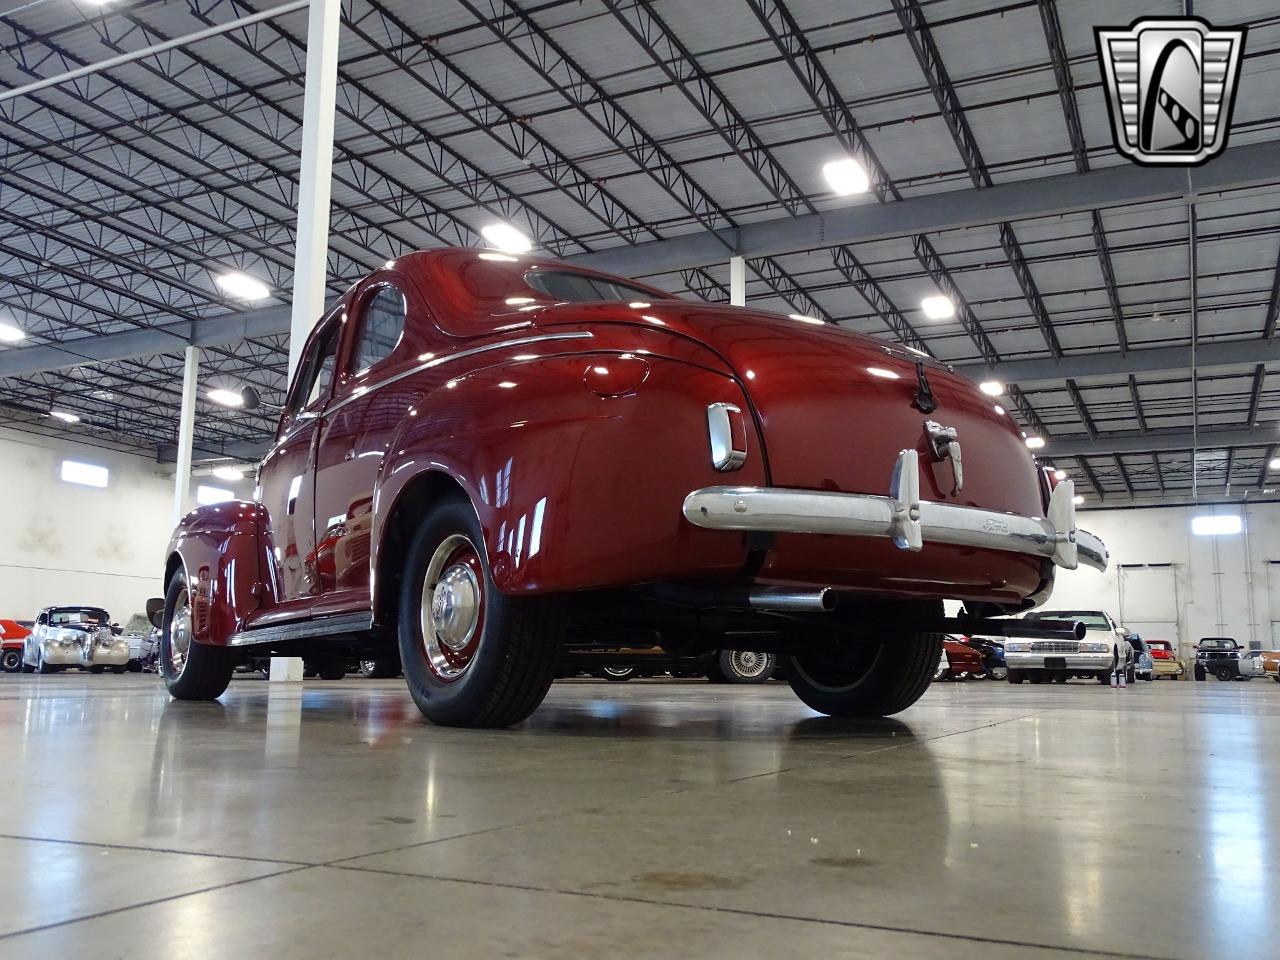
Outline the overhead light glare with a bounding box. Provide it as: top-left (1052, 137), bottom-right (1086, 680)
top-left (1191, 514), bottom-right (1242, 536)
top-left (822, 157), bottom-right (870, 196)
top-left (478, 252), bottom-right (518, 262)
top-left (480, 223), bottom-right (532, 253)
top-left (0, 321), bottom-right (25, 342)
top-left (214, 271), bottom-right (270, 301)
top-left (628, 301), bottom-right (650, 309)
top-left (788, 313), bottom-right (824, 325)
top-left (212, 466), bottom-right (245, 482)
top-left (1269, 457), bottom-right (1280, 471)
top-left (207, 388), bottom-right (244, 408)
top-left (866, 367), bottom-right (900, 380)
top-left (1054, 469), bottom-right (1067, 481)
top-left (979, 380), bottom-right (1004, 397)
top-left (1025, 436), bottom-right (1045, 450)
top-left (920, 295), bottom-right (955, 320)
top-left (505, 297), bottom-right (534, 305)
top-left (196, 484), bottom-right (235, 506)
top-left (49, 410), bottom-right (80, 424)
top-left (993, 404), bottom-right (1005, 416)
top-left (61, 460), bottom-right (107, 488)
top-left (1072, 495), bottom-right (1085, 506)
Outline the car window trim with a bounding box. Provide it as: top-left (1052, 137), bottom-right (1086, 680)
top-left (348, 281), bottom-right (409, 380)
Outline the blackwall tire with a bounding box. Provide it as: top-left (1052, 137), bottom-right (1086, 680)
top-left (601, 666), bottom-right (636, 682)
top-left (36, 648), bottom-right (54, 675)
top-left (783, 601), bottom-right (942, 718)
top-left (719, 650), bottom-right (775, 684)
top-left (1, 649), bottom-right (21, 673)
top-left (160, 570), bottom-right (233, 701)
top-left (315, 662), bottom-right (348, 681)
top-left (360, 657), bottom-right (400, 679)
top-left (398, 496), bottom-right (565, 728)
top-left (1194, 663), bottom-right (1206, 681)
top-left (1006, 669), bottom-right (1024, 684)
top-left (1215, 666), bottom-right (1233, 682)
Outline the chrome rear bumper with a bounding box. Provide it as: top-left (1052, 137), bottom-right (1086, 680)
top-left (683, 448), bottom-right (1108, 573)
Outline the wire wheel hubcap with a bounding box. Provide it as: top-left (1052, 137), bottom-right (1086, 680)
top-left (729, 650), bottom-right (769, 678)
top-left (420, 534), bottom-right (485, 682)
top-left (168, 587), bottom-right (193, 677)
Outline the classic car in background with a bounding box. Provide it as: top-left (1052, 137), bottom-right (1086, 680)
top-left (1147, 639), bottom-right (1184, 679)
top-left (1193, 638), bottom-right (1257, 681)
top-left (1005, 610), bottom-right (1134, 684)
top-left (1261, 650), bottom-right (1280, 683)
top-left (1127, 634), bottom-right (1155, 682)
top-left (158, 248), bottom-right (1106, 726)
top-left (934, 637), bottom-right (985, 681)
top-left (119, 603), bottom-right (164, 672)
top-left (1, 619), bottom-right (32, 673)
top-left (1237, 651), bottom-right (1269, 680)
top-left (963, 635), bottom-right (1007, 680)
top-left (23, 606), bottom-right (130, 674)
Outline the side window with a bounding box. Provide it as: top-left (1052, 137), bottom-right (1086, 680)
top-left (352, 285), bottom-right (407, 376)
top-left (287, 320), bottom-right (342, 419)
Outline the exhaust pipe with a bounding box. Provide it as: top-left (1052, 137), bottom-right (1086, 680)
top-left (748, 586), bottom-right (837, 613)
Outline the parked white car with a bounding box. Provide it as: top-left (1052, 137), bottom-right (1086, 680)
top-left (23, 606), bottom-right (130, 674)
top-left (1004, 609), bottom-right (1135, 684)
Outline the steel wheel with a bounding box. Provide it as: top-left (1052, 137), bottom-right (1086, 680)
top-left (419, 534), bottom-right (486, 682)
top-left (168, 585), bottom-right (193, 679)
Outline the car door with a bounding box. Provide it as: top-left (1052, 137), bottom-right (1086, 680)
top-left (255, 307), bottom-right (346, 619)
top-left (311, 275), bottom-right (442, 615)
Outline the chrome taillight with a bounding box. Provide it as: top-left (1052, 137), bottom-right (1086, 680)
top-left (706, 402), bottom-right (747, 471)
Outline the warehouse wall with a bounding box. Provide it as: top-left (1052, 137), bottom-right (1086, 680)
top-left (0, 427), bottom-right (253, 625)
top-left (1048, 501), bottom-right (1280, 661)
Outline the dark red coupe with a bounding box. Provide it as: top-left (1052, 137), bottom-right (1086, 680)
top-left (160, 249), bottom-right (1106, 726)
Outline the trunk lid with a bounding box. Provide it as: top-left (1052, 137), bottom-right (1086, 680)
top-left (538, 302), bottom-right (1044, 517)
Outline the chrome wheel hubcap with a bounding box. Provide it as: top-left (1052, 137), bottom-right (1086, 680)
top-left (420, 534), bottom-right (484, 681)
top-left (169, 588), bottom-right (192, 677)
top-left (729, 650), bottom-right (768, 678)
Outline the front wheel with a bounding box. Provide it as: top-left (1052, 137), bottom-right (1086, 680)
top-left (718, 650), bottom-right (775, 684)
top-left (0, 649), bottom-right (21, 673)
top-left (1215, 666), bottom-right (1233, 682)
top-left (1006, 669), bottom-right (1025, 684)
top-left (313, 662), bottom-right (348, 681)
top-left (360, 657), bottom-right (400, 679)
top-left (398, 497), bottom-right (565, 727)
top-left (161, 570), bottom-right (234, 700)
top-left (783, 602), bottom-right (942, 718)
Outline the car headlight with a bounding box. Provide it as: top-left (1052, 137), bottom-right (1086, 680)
top-left (1079, 642), bottom-right (1108, 653)
top-left (1005, 641), bottom-right (1031, 652)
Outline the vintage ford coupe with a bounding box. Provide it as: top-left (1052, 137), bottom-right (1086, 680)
top-left (23, 605), bottom-right (130, 674)
top-left (160, 249), bottom-right (1106, 726)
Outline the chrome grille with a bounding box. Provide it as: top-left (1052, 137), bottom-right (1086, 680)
top-left (1030, 641), bottom-right (1078, 654)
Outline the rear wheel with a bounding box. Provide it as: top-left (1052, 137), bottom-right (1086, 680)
top-left (89, 665), bottom-right (105, 674)
top-left (1006, 669), bottom-right (1025, 684)
top-left (1215, 666), bottom-right (1233, 682)
top-left (1, 649), bottom-right (21, 673)
top-left (1194, 663), bottom-right (1206, 681)
top-left (783, 601), bottom-right (942, 718)
top-left (398, 496), bottom-right (565, 727)
top-left (161, 570), bottom-right (234, 700)
top-left (360, 657), bottom-right (400, 679)
top-left (1053, 674), bottom-right (1069, 684)
top-left (313, 662), bottom-right (348, 681)
top-left (719, 649), bottom-right (775, 684)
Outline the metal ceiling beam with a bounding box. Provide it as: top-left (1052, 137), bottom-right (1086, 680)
top-left (1051, 426), bottom-right (1275, 457)
top-left (1092, 211), bottom-right (1130, 354)
top-left (1129, 375), bottom-right (1148, 434)
top-left (1037, 0), bottom-right (1088, 174)
top-left (567, 138), bottom-right (1280, 278)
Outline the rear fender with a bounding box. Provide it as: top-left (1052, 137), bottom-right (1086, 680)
top-left (165, 501), bottom-right (271, 646)
top-left (372, 353), bottom-right (765, 605)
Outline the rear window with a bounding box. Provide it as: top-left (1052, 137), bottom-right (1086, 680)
top-left (525, 269), bottom-right (665, 303)
top-left (1026, 611), bottom-right (1110, 630)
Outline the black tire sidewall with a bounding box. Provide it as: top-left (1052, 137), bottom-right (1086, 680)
top-left (161, 569), bottom-right (232, 700)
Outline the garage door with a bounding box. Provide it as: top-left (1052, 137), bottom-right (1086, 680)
top-left (1268, 563), bottom-right (1280, 648)
top-left (1118, 564), bottom-right (1183, 659)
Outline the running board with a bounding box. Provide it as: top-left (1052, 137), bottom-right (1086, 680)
top-left (226, 613), bottom-right (374, 648)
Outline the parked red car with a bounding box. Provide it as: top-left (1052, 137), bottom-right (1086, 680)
top-left (160, 249), bottom-right (1106, 726)
top-left (1, 619), bottom-right (32, 673)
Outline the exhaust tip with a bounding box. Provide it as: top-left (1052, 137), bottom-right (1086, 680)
top-left (816, 587), bottom-right (837, 612)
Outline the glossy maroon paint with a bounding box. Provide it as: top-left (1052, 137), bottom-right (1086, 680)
top-left (166, 249), bottom-right (1054, 647)
top-left (943, 638), bottom-right (986, 676)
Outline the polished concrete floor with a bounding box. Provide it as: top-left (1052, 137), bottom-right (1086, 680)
top-left (0, 672), bottom-right (1275, 959)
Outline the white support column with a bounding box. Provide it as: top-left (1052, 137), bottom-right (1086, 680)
top-left (286, 0), bottom-right (342, 377)
top-left (172, 345), bottom-right (200, 527)
top-left (729, 255), bottom-right (746, 307)
top-left (274, 0), bottom-right (341, 684)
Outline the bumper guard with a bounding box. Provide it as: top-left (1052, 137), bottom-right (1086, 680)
top-left (683, 449), bottom-right (1108, 573)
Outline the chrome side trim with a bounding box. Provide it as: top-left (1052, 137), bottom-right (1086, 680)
top-left (325, 331), bottom-right (594, 416)
top-left (227, 612), bottom-right (374, 647)
top-left (682, 452), bottom-right (1109, 573)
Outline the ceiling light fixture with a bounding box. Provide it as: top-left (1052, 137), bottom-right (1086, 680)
top-left (212, 466), bottom-right (246, 482)
top-left (1072, 495), bottom-right (1085, 506)
top-left (1270, 457), bottom-right (1280, 471)
top-left (920, 295), bottom-right (955, 320)
top-left (480, 223), bottom-right (532, 253)
top-left (214, 271), bottom-right (270, 301)
top-left (1054, 469), bottom-right (1067, 481)
top-left (978, 380), bottom-right (1004, 397)
top-left (822, 157), bottom-right (870, 196)
top-left (0, 320), bottom-right (25, 342)
top-left (207, 388), bottom-right (244, 408)
top-left (1025, 436), bottom-right (1045, 450)
top-left (49, 410), bottom-right (80, 424)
